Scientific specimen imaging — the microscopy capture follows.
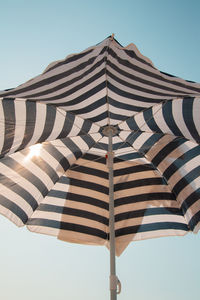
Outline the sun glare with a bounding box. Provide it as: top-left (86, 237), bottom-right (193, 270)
top-left (25, 144), bottom-right (42, 160)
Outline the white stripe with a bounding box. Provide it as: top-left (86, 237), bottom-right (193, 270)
top-left (28, 75), bottom-right (106, 102)
top-left (55, 88), bottom-right (106, 111)
top-left (0, 204), bottom-right (24, 227)
top-left (167, 155), bottom-right (200, 188)
top-left (157, 140), bottom-right (197, 173)
top-left (115, 214), bottom-right (187, 230)
top-left (45, 108), bottom-right (66, 141)
top-left (108, 103), bottom-right (136, 118)
top-left (8, 46), bottom-right (106, 98)
top-left (25, 102), bottom-right (47, 147)
top-left (152, 103), bottom-right (173, 134)
top-left (0, 183), bottom-right (34, 216)
top-left (108, 75), bottom-right (180, 100)
top-left (172, 98), bottom-right (194, 140)
top-left (76, 104), bottom-right (107, 121)
top-left (13, 151), bottom-right (55, 189)
top-left (49, 139), bottom-right (76, 165)
top-left (68, 116), bottom-right (84, 137)
top-left (27, 225), bottom-right (60, 236)
top-left (107, 65), bottom-right (179, 99)
top-left (0, 161), bottom-right (43, 201)
top-left (7, 99), bottom-right (26, 155)
top-left (40, 147), bottom-right (65, 177)
top-left (134, 112), bottom-right (152, 132)
top-left (108, 89), bottom-right (156, 109)
top-left (115, 200), bottom-right (179, 215)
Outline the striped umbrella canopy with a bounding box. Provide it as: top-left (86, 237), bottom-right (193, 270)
top-left (0, 35), bottom-right (200, 299)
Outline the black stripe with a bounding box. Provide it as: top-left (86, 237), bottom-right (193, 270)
top-left (38, 204), bottom-right (108, 225)
top-left (181, 188), bottom-right (200, 213)
top-left (39, 68), bottom-right (106, 101)
top-left (107, 69), bottom-right (185, 98)
top-left (189, 211), bottom-right (200, 230)
top-left (81, 153), bottom-right (106, 164)
top-left (57, 112), bottom-right (75, 139)
top-left (139, 133), bottom-right (164, 154)
top-left (115, 192), bottom-right (175, 207)
top-left (124, 48), bottom-right (155, 68)
top-left (108, 81), bottom-right (162, 104)
top-left (114, 177), bottom-right (167, 192)
top-left (143, 107), bottom-right (163, 133)
top-left (115, 152), bottom-right (144, 161)
top-left (18, 100), bottom-right (37, 151)
top-left (162, 100), bottom-right (184, 137)
top-left (48, 189), bottom-right (109, 210)
top-left (44, 48), bottom-right (96, 73)
top-left (66, 97), bottom-right (106, 116)
top-left (183, 97), bottom-right (200, 143)
top-left (61, 138), bottom-right (82, 159)
top-left (163, 145), bottom-right (200, 180)
top-left (0, 174), bottom-right (38, 210)
top-left (126, 117), bottom-right (140, 131)
top-left (114, 164), bottom-right (155, 176)
top-left (1, 157), bottom-right (49, 197)
top-left (66, 192), bottom-right (109, 209)
top-left (109, 111), bottom-right (127, 121)
top-left (0, 52), bottom-right (106, 98)
top-left (107, 60), bottom-right (192, 96)
top-left (71, 165), bottom-right (108, 179)
top-left (27, 218), bottom-right (107, 239)
top-left (22, 148), bottom-right (60, 184)
top-left (151, 137), bottom-right (186, 167)
top-left (115, 207), bottom-right (183, 222)
top-left (42, 143), bottom-right (70, 171)
top-left (172, 166), bottom-right (200, 196)
top-left (87, 111), bottom-right (108, 123)
top-left (123, 131), bottom-right (143, 144)
top-left (115, 222), bottom-right (189, 237)
top-left (1, 99), bottom-right (15, 157)
top-left (67, 177), bottom-right (109, 195)
top-left (80, 120), bottom-right (93, 135)
top-left (79, 134), bottom-right (97, 149)
top-left (37, 105), bottom-right (56, 143)
top-left (0, 195), bottom-right (28, 224)
top-left (49, 81), bottom-right (106, 105)
top-left (109, 97), bottom-right (141, 113)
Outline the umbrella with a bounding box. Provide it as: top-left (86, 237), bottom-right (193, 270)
top-left (0, 35), bottom-right (200, 299)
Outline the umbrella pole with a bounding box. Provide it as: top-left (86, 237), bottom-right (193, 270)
top-left (108, 128), bottom-right (118, 300)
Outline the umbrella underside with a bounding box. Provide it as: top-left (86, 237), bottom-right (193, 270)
top-left (0, 36), bottom-right (200, 255)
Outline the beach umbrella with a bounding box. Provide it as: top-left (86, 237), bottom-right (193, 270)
top-left (0, 35), bottom-right (200, 300)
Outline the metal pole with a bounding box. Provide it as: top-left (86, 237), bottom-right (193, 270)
top-left (108, 128), bottom-right (117, 300)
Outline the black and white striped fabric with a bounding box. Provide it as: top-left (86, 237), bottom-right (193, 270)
top-left (0, 36), bottom-right (200, 255)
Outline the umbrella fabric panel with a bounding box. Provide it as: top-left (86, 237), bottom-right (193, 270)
top-left (0, 134), bottom-right (102, 227)
top-left (0, 98), bottom-right (100, 158)
top-left (112, 156), bottom-right (189, 255)
top-left (0, 36), bottom-right (200, 256)
top-left (1, 38), bottom-right (200, 127)
top-left (27, 153), bottom-right (110, 246)
top-left (0, 39), bottom-right (110, 126)
top-left (119, 97), bottom-right (200, 144)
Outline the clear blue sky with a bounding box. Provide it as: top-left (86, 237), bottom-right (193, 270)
top-left (0, 1), bottom-right (200, 300)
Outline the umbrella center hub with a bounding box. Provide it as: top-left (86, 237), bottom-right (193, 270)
top-left (102, 125), bottom-right (119, 137)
